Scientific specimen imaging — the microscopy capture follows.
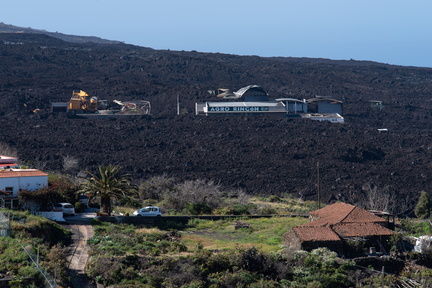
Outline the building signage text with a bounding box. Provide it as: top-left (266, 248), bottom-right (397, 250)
top-left (208, 106), bottom-right (270, 112)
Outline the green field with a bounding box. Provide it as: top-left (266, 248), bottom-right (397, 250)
top-left (182, 216), bottom-right (309, 252)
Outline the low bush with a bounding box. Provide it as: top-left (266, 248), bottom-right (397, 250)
top-left (0, 210), bottom-right (71, 287)
top-left (400, 218), bottom-right (432, 236)
top-left (10, 212), bottom-right (70, 246)
top-left (215, 204), bottom-right (252, 215)
top-left (184, 202), bottom-right (212, 215)
top-left (74, 201), bottom-right (85, 213)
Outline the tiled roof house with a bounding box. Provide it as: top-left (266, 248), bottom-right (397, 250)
top-left (285, 202), bottom-right (394, 255)
top-left (0, 155), bottom-right (48, 209)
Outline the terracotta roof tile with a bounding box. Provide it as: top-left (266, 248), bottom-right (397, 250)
top-left (343, 206), bottom-right (387, 223)
top-left (293, 226), bottom-right (341, 242)
top-left (0, 170), bottom-right (48, 178)
top-left (292, 202), bottom-right (394, 242)
top-left (309, 202), bottom-right (355, 225)
top-left (308, 202), bottom-right (387, 226)
top-left (332, 222), bottom-right (394, 237)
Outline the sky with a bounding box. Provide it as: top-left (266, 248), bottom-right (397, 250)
top-left (1, 0), bottom-right (431, 68)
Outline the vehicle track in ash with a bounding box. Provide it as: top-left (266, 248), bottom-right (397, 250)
top-left (64, 213), bottom-right (95, 288)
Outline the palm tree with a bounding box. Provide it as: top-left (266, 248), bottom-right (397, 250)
top-left (79, 164), bottom-right (136, 215)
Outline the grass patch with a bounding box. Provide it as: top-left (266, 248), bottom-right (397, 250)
top-left (183, 216), bottom-right (308, 252)
top-left (399, 218), bottom-right (432, 236)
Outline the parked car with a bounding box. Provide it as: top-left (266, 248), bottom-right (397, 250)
top-left (54, 203), bottom-right (75, 216)
top-left (133, 206), bottom-right (162, 217)
top-left (78, 194), bottom-right (89, 205)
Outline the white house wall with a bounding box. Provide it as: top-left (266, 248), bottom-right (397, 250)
top-left (0, 176), bottom-right (48, 197)
top-left (0, 177), bottom-right (20, 196)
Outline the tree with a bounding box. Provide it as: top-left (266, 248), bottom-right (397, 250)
top-left (414, 191), bottom-right (431, 219)
top-left (62, 155), bottom-right (79, 172)
top-left (161, 179), bottom-right (222, 214)
top-left (0, 142), bottom-right (18, 158)
top-left (79, 165), bottom-right (136, 215)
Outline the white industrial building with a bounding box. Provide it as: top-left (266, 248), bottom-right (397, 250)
top-left (195, 85), bottom-right (344, 123)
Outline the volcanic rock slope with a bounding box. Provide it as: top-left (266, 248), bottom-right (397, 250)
top-left (1, 32), bottom-right (432, 212)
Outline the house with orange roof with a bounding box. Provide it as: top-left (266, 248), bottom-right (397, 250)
top-left (285, 202), bottom-right (394, 256)
top-left (0, 156), bottom-right (48, 209)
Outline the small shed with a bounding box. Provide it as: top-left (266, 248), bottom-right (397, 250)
top-left (307, 97), bottom-right (343, 115)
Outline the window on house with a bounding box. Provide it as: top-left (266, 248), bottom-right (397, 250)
top-left (3, 199), bottom-right (11, 209)
top-left (3, 199), bottom-right (20, 209)
top-left (4, 187), bottom-right (13, 196)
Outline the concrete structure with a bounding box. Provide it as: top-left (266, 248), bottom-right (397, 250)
top-left (35, 211), bottom-right (65, 222)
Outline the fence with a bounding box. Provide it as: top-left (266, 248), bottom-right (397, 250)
top-left (21, 245), bottom-right (58, 288)
top-left (0, 210), bottom-right (11, 237)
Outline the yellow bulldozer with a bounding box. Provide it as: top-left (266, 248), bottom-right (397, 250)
top-left (67, 90), bottom-right (99, 113)
top-left (50, 90), bottom-right (150, 117)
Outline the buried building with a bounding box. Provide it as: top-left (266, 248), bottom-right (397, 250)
top-left (195, 85), bottom-right (344, 123)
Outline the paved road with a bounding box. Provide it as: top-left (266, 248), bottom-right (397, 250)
top-left (63, 212), bottom-right (96, 288)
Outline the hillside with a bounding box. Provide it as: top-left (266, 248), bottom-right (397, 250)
top-left (0, 22), bottom-right (122, 44)
top-left (1, 30), bottom-right (432, 214)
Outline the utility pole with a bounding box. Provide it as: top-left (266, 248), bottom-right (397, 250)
top-left (317, 162), bottom-right (321, 209)
top-left (177, 94), bottom-right (180, 115)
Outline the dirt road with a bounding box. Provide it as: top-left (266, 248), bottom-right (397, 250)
top-left (64, 212), bottom-right (96, 288)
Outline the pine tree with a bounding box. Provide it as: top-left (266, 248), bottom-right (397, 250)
top-left (414, 191), bottom-right (431, 219)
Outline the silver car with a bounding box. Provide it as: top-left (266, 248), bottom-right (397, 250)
top-left (55, 203), bottom-right (75, 216)
top-left (133, 206), bottom-right (162, 217)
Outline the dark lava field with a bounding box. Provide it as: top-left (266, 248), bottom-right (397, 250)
top-left (1, 32), bottom-right (432, 213)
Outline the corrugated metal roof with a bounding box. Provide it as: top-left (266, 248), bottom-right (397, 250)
top-left (234, 85), bottom-right (267, 98)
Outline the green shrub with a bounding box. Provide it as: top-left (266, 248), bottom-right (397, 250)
top-left (184, 203), bottom-right (212, 215)
top-left (155, 240), bottom-right (171, 253)
top-left (400, 218), bottom-right (432, 236)
top-left (415, 191), bottom-right (431, 219)
top-left (74, 201), bottom-right (85, 213)
top-left (145, 232), bottom-right (164, 242)
top-left (216, 205), bottom-right (252, 215)
top-left (10, 213), bottom-right (71, 246)
top-left (258, 205), bottom-right (277, 215)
